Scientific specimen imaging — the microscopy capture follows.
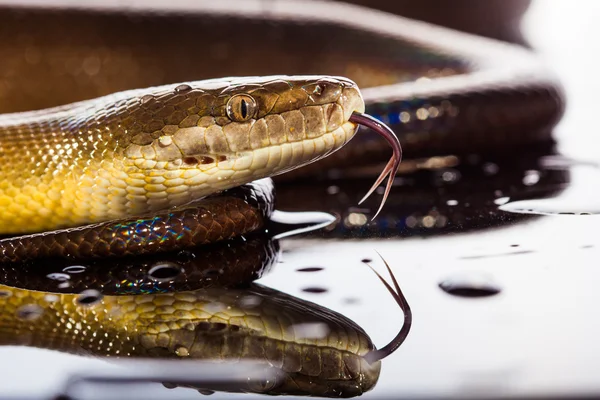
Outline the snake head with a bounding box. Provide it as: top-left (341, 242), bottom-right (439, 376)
top-left (118, 76), bottom-right (364, 210)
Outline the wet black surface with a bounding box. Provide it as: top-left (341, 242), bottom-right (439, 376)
top-left (275, 142), bottom-right (569, 236)
top-left (0, 234), bottom-right (279, 294)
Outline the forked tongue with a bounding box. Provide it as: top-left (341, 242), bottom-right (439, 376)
top-left (348, 112), bottom-right (403, 219)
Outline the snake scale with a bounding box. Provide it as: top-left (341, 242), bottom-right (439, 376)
top-left (0, 0), bottom-right (563, 397)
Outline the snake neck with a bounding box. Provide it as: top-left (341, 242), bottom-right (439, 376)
top-left (0, 96), bottom-right (125, 234)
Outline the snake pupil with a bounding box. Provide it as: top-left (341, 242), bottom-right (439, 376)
top-left (240, 99), bottom-right (248, 119)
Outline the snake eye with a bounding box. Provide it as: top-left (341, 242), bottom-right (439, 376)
top-left (226, 94), bottom-right (258, 122)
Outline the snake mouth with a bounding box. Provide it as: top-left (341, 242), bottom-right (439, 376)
top-left (348, 112), bottom-right (403, 219)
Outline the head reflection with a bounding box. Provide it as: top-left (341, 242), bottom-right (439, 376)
top-left (0, 226), bottom-right (411, 398)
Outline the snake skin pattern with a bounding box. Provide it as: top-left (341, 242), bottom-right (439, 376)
top-left (0, 282), bottom-right (380, 397)
top-left (0, 1), bottom-right (565, 261)
top-left (0, 180), bottom-right (275, 262)
top-left (0, 232), bottom-right (280, 294)
top-left (0, 76), bottom-right (361, 232)
top-left (0, 76), bottom-right (362, 261)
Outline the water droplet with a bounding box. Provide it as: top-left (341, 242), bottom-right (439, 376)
top-left (63, 265), bottom-right (86, 274)
top-left (302, 287), bottom-right (328, 294)
top-left (446, 199), bottom-right (458, 206)
top-left (205, 302), bottom-right (226, 314)
top-left (326, 185), bottom-right (340, 195)
top-left (163, 382), bottom-right (177, 389)
top-left (343, 297), bottom-right (360, 305)
top-left (198, 389), bottom-right (215, 396)
top-left (47, 273), bottom-right (70, 282)
top-left (483, 162), bottom-right (499, 175)
top-left (158, 135), bottom-right (173, 147)
top-left (177, 250), bottom-right (196, 262)
top-left (439, 273), bottom-right (501, 298)
top-left (57, 281), bottom-right (71, 289)
top-left (296, 267), bottom-right (324, 273)
top-left (175, 83), bottom-right (191, 92)
top-left (17, 304), bottom-right (43, 321)
top-left (422, 215), bottom-right (436, 228)
top-left (441, 169), bottom-right (460, 183)
top-left (0, 289), bottom-right (11, 298)
top-left (344, 212), bottom-right (368, 227)
top-left (238, 295), bottom-right (263, 309)
top-left (44, 294), bottom-right (59, 303)
top-left (268, 210), bottom-right (336, 239)
top-left (581, 244), bottom-right (594, 249)
top-left (499, 198), bottom-right (600, 216)
top-left (523, 170), bottom-right (541, 186)
top-left (494, 197), bottom-right (510, 205)
top-left (76, 289), bottom-right (103, 306)
top-left (510, 244), bottom-right (520, 248)
top-left (148, 262), bottom-right (182, 282)
top-left (140, 94), bottom-right (154, 104)
top-left (175, 346), bottom-right (189, 357)
top-left (288, 322), bottom-right (330, 339)
top-left (361, 258), bottom-right (373, 263)
top-left (405, 215), bottom-right (418, 228)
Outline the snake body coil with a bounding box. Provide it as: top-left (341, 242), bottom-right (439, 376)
top-left (0, 77), bottom-right (364, 261)
top-left (0, 1), bottom-right (564, 258)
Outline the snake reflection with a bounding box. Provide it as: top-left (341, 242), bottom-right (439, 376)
top-left (0, 230), bottom-right (410, 398)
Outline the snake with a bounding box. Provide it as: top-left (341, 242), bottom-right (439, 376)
top-left (0, 0), bottom-right (565, 265)
top-left (0, 238), bottom-right (411, 397)
top-left (0, 1), bottom-right (565, 397)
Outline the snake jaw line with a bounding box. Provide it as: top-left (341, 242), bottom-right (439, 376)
top-left (349, 112), bottom-right (402, 220)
